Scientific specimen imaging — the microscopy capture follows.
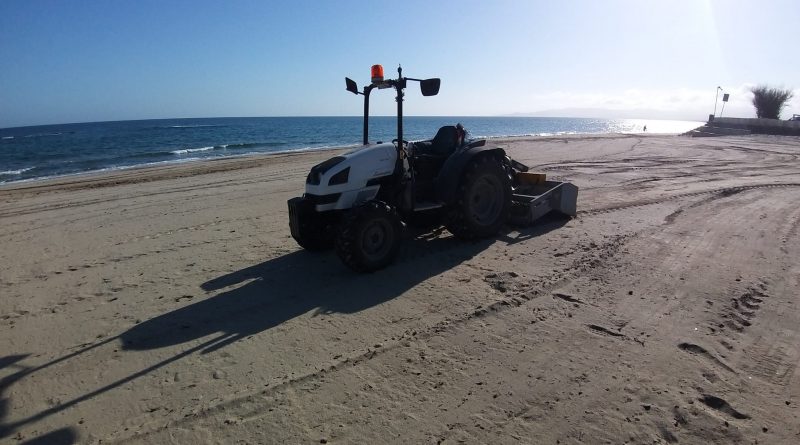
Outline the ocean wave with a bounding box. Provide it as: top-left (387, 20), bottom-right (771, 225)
top-left (0, 143), bottom-right (360, 185)
top-left (1, 136), bottom-right (14, 140)
top-left (24, 132), bottom-right (64, 138)
top-left (296, 143), bottom-right (360, 152)
top-left (220, 141), bottom-right (288, 150)
top-left (168, 142), bottom-right (289, 156)
top-left (171, 146), bottom-right (216, 155)
top-left (0, 167), bottom-right (34, 176)
top-left (476, 131), bottom-right (579, 139)
top-left (160, 124), bottom-right (227, 129)
top-left (0, 158), bottom-right (208, 185)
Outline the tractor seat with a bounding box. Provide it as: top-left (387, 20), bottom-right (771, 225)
top-left (411, 125), bottom-right (464, 181)
top-left (413, 125), bottom-right (462, 158)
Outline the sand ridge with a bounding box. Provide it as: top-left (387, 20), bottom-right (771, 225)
top-left (1, 134), bottom-right (799, 444)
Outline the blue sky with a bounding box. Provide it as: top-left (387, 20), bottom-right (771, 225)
top-left (1, 0), bottom-right (798, 128)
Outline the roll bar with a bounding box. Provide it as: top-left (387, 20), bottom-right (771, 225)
top-left (345, 65), bottom-right (440, 148)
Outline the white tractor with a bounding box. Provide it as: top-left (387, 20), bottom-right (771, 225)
top-left (288, 65), bottom-right (577, 272)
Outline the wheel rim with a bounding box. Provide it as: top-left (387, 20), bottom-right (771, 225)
top-left (469, 174), bottom-right (503, 224)
top-left (360, 218), bottom-right (393, 261)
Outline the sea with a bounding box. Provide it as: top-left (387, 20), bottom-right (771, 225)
top-left (0, 117), bottom-right (702, 184)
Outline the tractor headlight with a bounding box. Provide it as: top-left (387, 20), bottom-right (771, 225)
top-left (328, 167), bottom-right (350, 186)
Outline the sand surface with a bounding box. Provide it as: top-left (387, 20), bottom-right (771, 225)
top-left (1, 134), bottom-right (799, 444)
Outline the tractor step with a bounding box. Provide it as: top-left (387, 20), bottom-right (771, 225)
top-left (413, 200), bottom-right (444, 211)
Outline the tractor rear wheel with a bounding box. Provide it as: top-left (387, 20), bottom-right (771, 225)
top-left (445, 155), bottom-right (511, 239)
top-left (336, 201), bottom-right (403, 272)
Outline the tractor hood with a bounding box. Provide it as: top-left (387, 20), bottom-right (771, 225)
top-left (304, 142), bottom-right (398, 210)
top-left (340, 142), bottom-right (397, 178)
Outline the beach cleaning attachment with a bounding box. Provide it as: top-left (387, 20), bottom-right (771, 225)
top-left (510, 172), bottom-right (578, 225)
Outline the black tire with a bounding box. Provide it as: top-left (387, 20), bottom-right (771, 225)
top-left (335, 201), bottom-right (403, 272)
top-left (445, 155), bottom-right (511, 239)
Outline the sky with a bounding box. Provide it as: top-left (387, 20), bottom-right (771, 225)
top-left (1, 0), bottom-right (798, 128)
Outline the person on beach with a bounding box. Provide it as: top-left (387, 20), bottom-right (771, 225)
top-left (643, 125), bottom-right (647, 132)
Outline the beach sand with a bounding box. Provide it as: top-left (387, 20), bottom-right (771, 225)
top-left (1, 134), bottom-right (799, 444)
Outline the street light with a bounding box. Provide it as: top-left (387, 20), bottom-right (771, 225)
top-left (713, 86), bottom-right (723, 117)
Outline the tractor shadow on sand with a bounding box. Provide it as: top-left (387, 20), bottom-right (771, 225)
top-left (121, 215), bottom-right (569, 353)
top-left (0, 216), bottom-right (568, 440)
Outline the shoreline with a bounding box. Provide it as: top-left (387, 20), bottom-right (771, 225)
top-left (0, 145), bottom-right (357, 190)
top-left (0, 132), bottom-right (666, 191)
top-left (0, 146), bottom-right (356, 194)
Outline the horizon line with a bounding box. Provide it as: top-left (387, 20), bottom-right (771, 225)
top-left (1, 115), bottom-right (706, 131)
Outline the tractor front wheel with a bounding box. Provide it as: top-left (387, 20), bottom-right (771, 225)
top-left (336, 201), bottom-right (403, 272)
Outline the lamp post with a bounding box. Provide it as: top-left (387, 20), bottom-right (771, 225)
top-left (713, 86), bottom-right (723, 117)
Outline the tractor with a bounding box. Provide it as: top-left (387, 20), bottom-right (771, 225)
top-left (288, 64), bottom-right (577, 272)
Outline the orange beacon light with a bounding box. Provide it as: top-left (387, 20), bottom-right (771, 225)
top-left (370, 64), bottom-right (384, 84)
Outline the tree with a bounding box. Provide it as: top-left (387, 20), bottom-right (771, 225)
top-left (750, 85), bottom-right (794, 119)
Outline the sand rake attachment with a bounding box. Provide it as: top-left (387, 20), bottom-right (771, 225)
top-left (510, 172), bottom-right (578, 225)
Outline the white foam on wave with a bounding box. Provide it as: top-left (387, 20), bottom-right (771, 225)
top-left (167, 125), bottom-right (221, 129)
top-left (0, 167), bottom-right (34, 176)
top-left (477, 131), bottom-right (578, 139)
top-left (171, 146), bottom-right (215, 155)
top-left (1, 136), bottom-right (14, 140)
top-left (0, 157), bottom-right (207, 185)
top-left (281, 143), bottom-right (361, 154)
top-left (24, 132), bottom-right (62, 138)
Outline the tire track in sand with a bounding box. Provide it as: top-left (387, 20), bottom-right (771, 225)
top-left (109, 232), bottom-right (640, 442)
top-left (110, 185), bottom-right (790, 442)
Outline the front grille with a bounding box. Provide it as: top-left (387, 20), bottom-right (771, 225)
top-left (304, 193), bottom-right (341, 205)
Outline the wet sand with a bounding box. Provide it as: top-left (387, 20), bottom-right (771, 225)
top-left (1, 134), bottom-right (799, 444)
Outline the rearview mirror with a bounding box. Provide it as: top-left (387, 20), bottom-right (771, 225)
top-left (345, 77), bottom-right (359, 95)
top-left (420, 78), bottom-right (440, 96)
